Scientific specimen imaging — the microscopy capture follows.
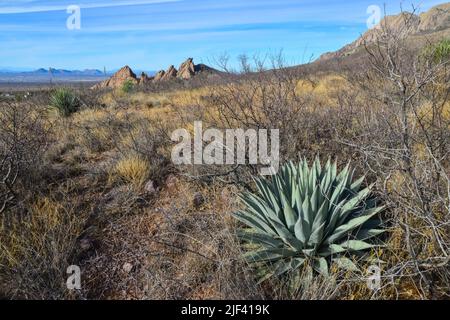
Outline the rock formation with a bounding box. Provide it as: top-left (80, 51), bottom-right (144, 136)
top-left (91, 66), bottom-right (138, 89)
top-left (319, 3), bottom-right (450, 61)
top-left (177, 58), bottom-right (196, 79)
top-left (139, 72), bottom-right (152, 85)
top-left (161, 65), bottom-right (178, 81)
top-left (92, 58), bottom-right (218, 89)
top-left (153, 70), bottom-right (165, 82)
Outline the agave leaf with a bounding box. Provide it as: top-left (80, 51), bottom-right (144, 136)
top-left (293, 184), bottom-right (302, 213)
top-left (290, 257), bottom-right (306, 271)
top-left (241, 193), bottom-right (284, 227)
top-left (330, 160), bottom-right (337, 182)
top-left (244, 248), bottom-right (297, 263)
top-left (268, 217), bottom-right (303, 250)
top-left (325, 210), bottom-right (379, 244)
top-left (310, 186), bottom-right (319, 215)
top-left (340, 239), bottom-right (375, 251)
top-left (311, 200), bottom-right (329, 231)
top-left (340, 206), bottom-right (385, 228)
top-left (233, 211), bottom-right (275, 235)
top-left (350, 175), bottom-right (365, 193)
top-left (325, 197), bottom-right (348, 236)
top-left (333, 257), bottom-right (359, 272)
top-left (313, 257), bottom-right (329, 275)
top-left (355, 228), bottom-right (385, 240)
top-left (294, 217), bottom-right (307, 245)
top-left (329, 169), bottom-right (349, 205)
top-left (302, 248), bottom-right (316, 257)
top-left (307, 221), bottom-right (326, 247)
top-left (319, 244), bottom-right (347, 257)
top-left (255, 178), bottom-right (281, 214)
top-left (280, 190), bottom-right (297, 231)
top-left (301, 197), bottom-right (313, 228)
top-left (337, 186), bottom-right (373, 224)
top-left (308, 163), bottom-right (317, 193)
top-left (237, 229), bottom-right (284, 248)
top-left (336, 162), bottom-right (350, 182)
top-left (320, 159), bottom-right (333, 193)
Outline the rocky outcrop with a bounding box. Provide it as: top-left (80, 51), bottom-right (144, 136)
top-left (161, 65), bottom-right (178, 81)
top-left (177, 58), bottom-right (196, 79)
top-left (91, 66), bottom-right (138, 89)
top-left (418, 3), bottom-right (450, 32)
top-left (319, 3), bottom-right (450, 61)
top-left (139, 72), bottom-right (152, 85)
top-left (92, 58), bottom-right (218, 89)
top-left (153, 70), bottom-right (165, 82)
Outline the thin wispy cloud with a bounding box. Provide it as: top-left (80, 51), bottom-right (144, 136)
top-left (0, 0), bottom-right (448, 70)
top-left (0, 0), bottom-right (181, 14)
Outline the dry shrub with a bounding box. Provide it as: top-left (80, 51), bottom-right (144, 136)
top-left (335, 13), bottom-right (450, 299)
top-left (0, 101), bottom-right (51, 214)
top-left (0, 197), bottom-right (86, 299)
top-left (78, 177), bottom-right (263, 299)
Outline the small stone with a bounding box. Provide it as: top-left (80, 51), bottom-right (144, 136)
top-left (122, 262), bottom-right (133, 273)
top-left (144, 180), bottom-right (157, 194)
top-left (79, 238), bottom-right (93, 251)
top-left (165, 174), bottom-right (178, 189)
top-left (193, 192), bottom-right (205, 208)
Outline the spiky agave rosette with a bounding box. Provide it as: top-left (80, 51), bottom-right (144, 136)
top-left (233, 158), bottom-right (384, 282)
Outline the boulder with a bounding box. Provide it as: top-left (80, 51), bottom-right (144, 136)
top-left (144, 180), bottom-right (157, 194)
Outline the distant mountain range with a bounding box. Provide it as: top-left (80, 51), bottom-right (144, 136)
top-left (31, 68), bottom-right (105, 76)
top-left (0, 67), bottom-right (158, 83)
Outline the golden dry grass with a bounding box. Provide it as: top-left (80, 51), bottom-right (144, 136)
top-left (111, 154), bottom-right (151, 188)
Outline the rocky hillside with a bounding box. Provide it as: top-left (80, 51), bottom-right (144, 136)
top-left (92, 58), bottom-right (217, 89)
top-left (319, 2), bottom-right (450, 61)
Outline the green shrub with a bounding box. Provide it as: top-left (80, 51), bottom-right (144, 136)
top-left (50, 88), bottom-right (80, 117)
top-left (234, 158), bottom-right (384, 283)
top-left (121, 79), bottom-right (135, 93)
top-left (424, 39), bottom-right (450, 63)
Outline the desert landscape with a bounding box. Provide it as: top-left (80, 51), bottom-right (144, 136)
top-left (0, 1), bottom-right (449, 301)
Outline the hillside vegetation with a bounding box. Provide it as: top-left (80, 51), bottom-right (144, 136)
top-left (0, 7), bottom-right (449, 300)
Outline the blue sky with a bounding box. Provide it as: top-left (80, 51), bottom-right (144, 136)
top-left (0, 0), bottom-right (447, 71)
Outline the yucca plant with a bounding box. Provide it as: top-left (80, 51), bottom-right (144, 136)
top-left (234, 158), bottom-right (384, 282)
top-left (50, 88), bottom-right (80, 117)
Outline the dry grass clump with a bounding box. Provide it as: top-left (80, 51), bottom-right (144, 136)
top-left (111, 154), bottom-right (151, 188)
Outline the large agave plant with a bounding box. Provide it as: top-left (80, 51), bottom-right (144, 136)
top-left (234, 158), bottom-right (384, 280)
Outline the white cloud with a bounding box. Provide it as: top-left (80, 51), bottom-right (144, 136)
top-left (0, 0), bottom-right (181, 14)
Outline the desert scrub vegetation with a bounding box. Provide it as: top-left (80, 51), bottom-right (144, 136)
top-left (424, 38), bottom-right (450, 63)
top-left (0, 197), bottom-right (87, 299)
top-left (0, 14), bottom-right (449, 300)
top-left (0, 102), bottom-right (50, 215)
top-left (0, 100), bottom-right (85, 299)
top-left (121, 79), bottom-right (135, 94)
top-left (50, 88), bottom-right (81, 117)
